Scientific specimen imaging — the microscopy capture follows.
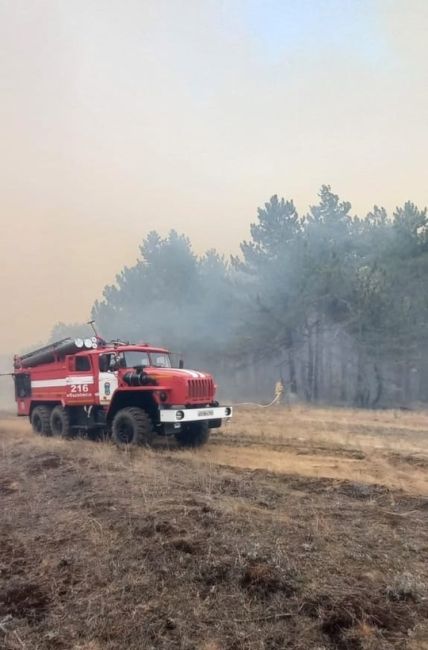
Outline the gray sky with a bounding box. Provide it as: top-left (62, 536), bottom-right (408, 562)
top-left (0, 0), bottom-right (427, 352)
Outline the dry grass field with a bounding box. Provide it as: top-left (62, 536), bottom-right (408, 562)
top-left (0, 405), bottom-right (427, 649)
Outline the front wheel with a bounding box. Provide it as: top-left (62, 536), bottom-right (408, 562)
top-left (175, 421), bottom-right (210, 447)
top-left (111, 407), bottom-right (154, 446)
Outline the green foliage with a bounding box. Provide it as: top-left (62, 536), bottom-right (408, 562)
top-left (92, 230), bottom-right (239, 361)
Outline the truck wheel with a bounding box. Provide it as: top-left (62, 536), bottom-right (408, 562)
top-left (111, 407), bottom-right (154, 446)
top-left (31, 406), bottom-right (52, 436)
top-left (50, 406), bottom-right (72, 438)
top-left (175, 421), bottom-right (210, 447)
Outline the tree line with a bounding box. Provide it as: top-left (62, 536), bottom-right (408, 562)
top-left (52, 186), bottom-right (428, 407)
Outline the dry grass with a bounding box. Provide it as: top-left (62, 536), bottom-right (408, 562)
top-left (172, 405), bottom-right (428, 494)
top-left (226, 404), bottom-right (428, 453)
top-left (0, 406), bottom-right (427, 649)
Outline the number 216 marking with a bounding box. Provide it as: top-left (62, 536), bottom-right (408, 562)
top-left (70, 384), bottom-right (89, 393)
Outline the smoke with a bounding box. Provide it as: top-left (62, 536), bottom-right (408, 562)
top-left (0, 355), bottom-right (14, 409)
top-left (0, 1), bottom-right (427, 353)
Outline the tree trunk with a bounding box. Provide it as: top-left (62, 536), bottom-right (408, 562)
top-left (313, 319), bottom-right (323, 402)
top-left (287, 345), bottom-right (297, 394)
top-left (370, 361), bottom-right (383, 407)
top-left (306, 324), bottom-right (314, 402)
top-left (339, 343), bottom-right (348, 404)
top-left (354, 347), bottom-right (370, 407)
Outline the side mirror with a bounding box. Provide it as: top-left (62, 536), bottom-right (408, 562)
top-left (179, 359), bottom-right (184, 369)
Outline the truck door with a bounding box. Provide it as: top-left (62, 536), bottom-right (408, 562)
top-left (66, 355), bottom-right (96, 403)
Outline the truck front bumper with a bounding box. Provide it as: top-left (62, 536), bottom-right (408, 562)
top-left (159, 406), bottom-right (232, 423)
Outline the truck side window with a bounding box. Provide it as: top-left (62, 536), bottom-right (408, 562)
top-left (75, 356), bottom-right (91, 372)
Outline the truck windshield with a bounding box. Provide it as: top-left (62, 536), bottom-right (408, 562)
top-left (149, 352), bottom-right (172, 368)
top-left (123, 351), bottom-right (171, 368)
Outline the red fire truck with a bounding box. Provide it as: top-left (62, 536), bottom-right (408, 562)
top-left (13, 336), bottom-right (232, 446)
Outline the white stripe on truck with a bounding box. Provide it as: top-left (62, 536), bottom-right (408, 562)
top-left (31, 376), bottom-right (94, 388)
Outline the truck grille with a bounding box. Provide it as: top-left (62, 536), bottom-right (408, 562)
top-left (188, 378), bottom-right (213, 400)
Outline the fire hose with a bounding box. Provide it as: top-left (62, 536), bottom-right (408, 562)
top-left (233, 380), bottom-right (284, 408)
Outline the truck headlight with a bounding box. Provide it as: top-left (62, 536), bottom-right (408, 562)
top-left (176, 410), bottom-right (184, 420)
top-left (225, 407), bottom-right (232, 416)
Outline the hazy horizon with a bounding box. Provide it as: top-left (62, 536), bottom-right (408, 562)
top-left (1, 0), bottom-right (427, 353)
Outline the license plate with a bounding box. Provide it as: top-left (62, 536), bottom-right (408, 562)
top-left (198, 409), bottom-right (214, 417)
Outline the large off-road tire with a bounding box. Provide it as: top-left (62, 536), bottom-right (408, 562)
top-left (31, 406), bottom-right (52, 436)
top-left (50, 406), bottom-right (72, 438)
top-left (111, 407), bottom-right (154, 446)
top-left (175, 421), bottom-right (210, 448)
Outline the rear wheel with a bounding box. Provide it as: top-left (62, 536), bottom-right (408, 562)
top-left (50, 406), bottom-right (72, 438)
top-left (31, 406), bottom-right (52, 436)
top-left (111, 407), bottom-right (154, 446)
top-left (175, 421), bottom-right (210, 447)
